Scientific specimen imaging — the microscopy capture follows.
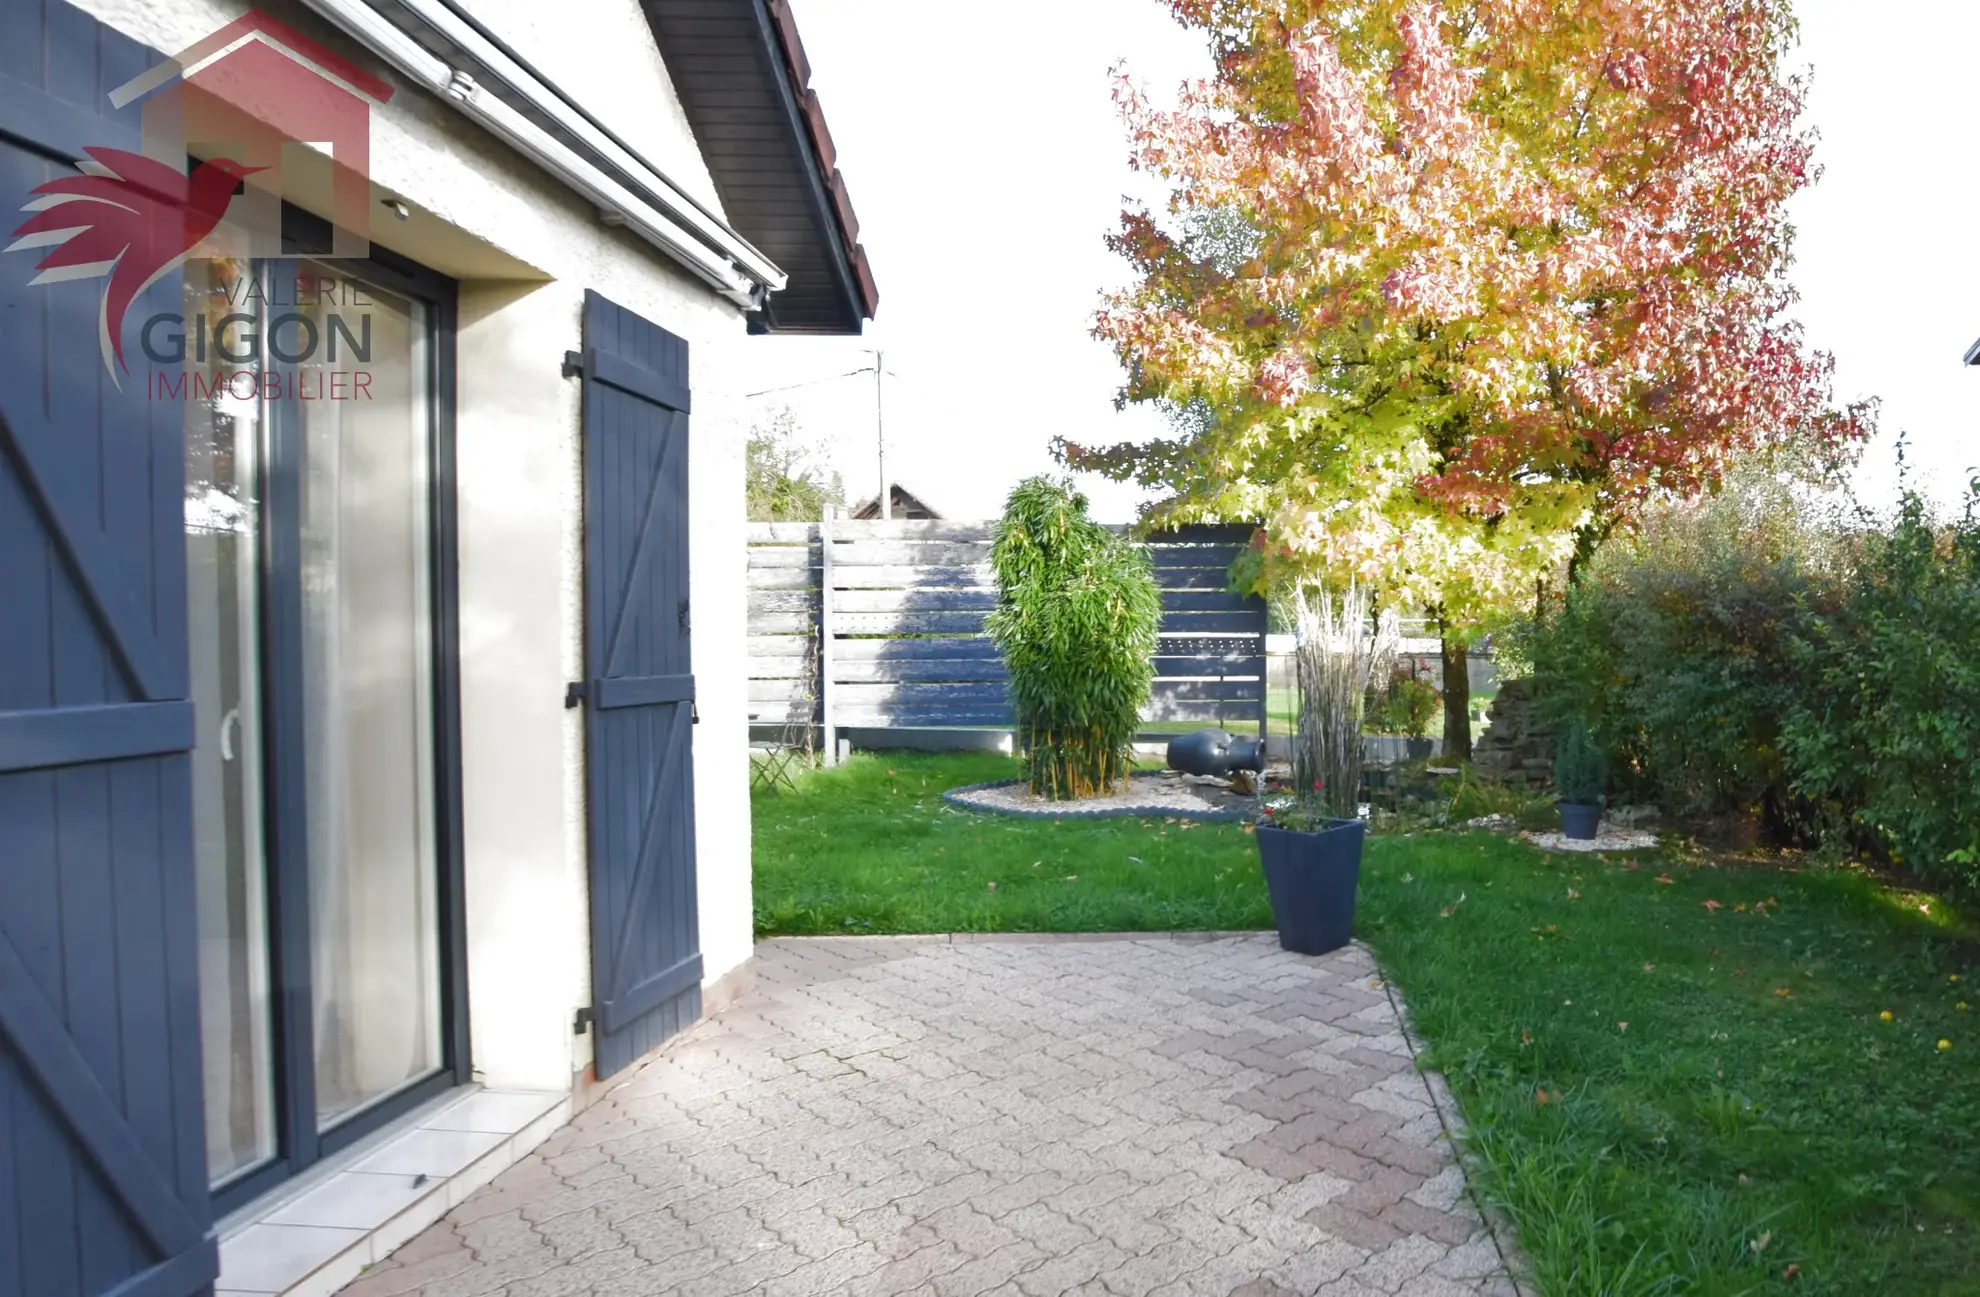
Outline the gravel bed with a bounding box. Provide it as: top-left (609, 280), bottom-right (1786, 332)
top-left (943, 771), bottom-right (1259, 821)
top-left (1522, 826), bottom-right (1661, 853)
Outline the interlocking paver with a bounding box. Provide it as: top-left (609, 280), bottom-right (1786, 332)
top-left (333, 937), bottom-right (1524, 1297)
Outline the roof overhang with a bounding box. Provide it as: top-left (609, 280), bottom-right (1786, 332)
top-left (1965, 336), bottom-right (1980, 366)
top-left (300, 0), bottom-right (787, 309)
top-left (642, 0), bottom-right (878, 335)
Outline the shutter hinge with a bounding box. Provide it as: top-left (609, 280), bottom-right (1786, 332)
top-left (572, 1006), bottom-right (594, 1036)
top-left (565, 680), bottom-right (587, 709)
top-left (561, 349), bottom-right (586, 380)
top-left (691, 699), bottom-right (700, 725)
top-left (678, 598), bottom-right (691, 633)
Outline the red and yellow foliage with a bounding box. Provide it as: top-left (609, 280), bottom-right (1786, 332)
top-left (1074, 0), bottom-right (1869, 614)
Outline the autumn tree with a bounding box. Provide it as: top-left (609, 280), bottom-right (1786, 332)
top-left (1069, 0), bottom-right (1868, 757)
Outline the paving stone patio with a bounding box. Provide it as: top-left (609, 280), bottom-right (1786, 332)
top-left (337, 935), bottom-right (1523, 1297)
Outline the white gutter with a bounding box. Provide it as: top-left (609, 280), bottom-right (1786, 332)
top-left (392, 0), bottom-right (785, 289)
top-left (297, 0), bottom-right (781, 310)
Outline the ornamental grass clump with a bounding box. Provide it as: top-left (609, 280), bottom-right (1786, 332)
top-left (1284, 583), bottom-right (1396, 823)
top-left (988, 477), bottom-right (1160, 799)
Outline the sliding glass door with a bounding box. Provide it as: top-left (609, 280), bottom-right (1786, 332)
top-left (186, 258), bottom-right (279, 1185)
top-left (293, 272), bottom-right (446, 1126)
top-left (185, 251), bottom-right (464, 1210)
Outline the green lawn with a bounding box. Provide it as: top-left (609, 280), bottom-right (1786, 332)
top-left (751, 751), bottom-right (1269, 934)
top-left (752, 752), bottom-right (1980, 1296)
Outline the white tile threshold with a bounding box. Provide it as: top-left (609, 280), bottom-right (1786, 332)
top-left (215, 1085), bottom-right (570, 1297)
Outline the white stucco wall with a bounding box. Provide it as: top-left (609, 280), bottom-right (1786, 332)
top-left (72, 0), bottom-right (758, 1094)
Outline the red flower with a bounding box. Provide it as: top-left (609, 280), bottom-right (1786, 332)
top-left (1313, 779), bottom-right (1325, 791)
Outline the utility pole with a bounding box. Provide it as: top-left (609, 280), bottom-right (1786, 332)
top-left (870, 348), bottom-right (889, 520)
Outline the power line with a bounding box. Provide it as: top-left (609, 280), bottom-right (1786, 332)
top-left (744, 366), bottom-right (875, 399)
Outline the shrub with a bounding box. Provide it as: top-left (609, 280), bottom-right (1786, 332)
top-left (1366, 662), bottom-right (1442, 737)
top-left (1521, 469), bottom-right (1840, 828)
top-left (1552, 723), bottom-right (1606, 804)
top-left (987, 477), bottom-right (1161, 799)
top-left (1520, 463), bottom-right (1980, 891)
top-left (1781, 487), bottom-right (1980, 884)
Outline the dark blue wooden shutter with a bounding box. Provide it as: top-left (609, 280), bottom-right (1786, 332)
top-left (573, 290), bottom-right (702, 1081)
top-left (0, 5), bottom-right (217, 1296)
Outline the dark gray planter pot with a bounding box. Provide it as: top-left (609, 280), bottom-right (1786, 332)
top-left (1405, 737), bottom-right (1434, 761)
top-left (1559, 801), bottom-right (1602, 840)
top-left (1256, 818), bottom-right (1366, 955)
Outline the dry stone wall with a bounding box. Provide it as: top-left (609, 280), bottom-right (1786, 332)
top-left (1471, 678), bottom-right (1556, 790)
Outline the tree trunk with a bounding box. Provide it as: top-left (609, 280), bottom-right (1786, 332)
top-left (1440, 628), bottom-right (1473, 763)
top-left (1567, 514), bottom-right (1610, 587)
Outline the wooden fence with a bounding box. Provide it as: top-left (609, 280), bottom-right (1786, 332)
top-left (746, 520), bottom-right (1268, 754)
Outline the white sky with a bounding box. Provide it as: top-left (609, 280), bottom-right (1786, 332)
top-left (749, 0), bottom-right (1980, 523)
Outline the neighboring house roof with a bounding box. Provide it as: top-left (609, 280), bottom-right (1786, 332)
top-left (1966, 336), bottom-right (1980, 366)
top-left (851, 484), bottom-right (941, 520)
top-left (642, 0), bottom-right (878, 335)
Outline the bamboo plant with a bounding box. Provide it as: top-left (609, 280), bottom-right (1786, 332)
top-left (987, 477), bottom-right (1161, 799)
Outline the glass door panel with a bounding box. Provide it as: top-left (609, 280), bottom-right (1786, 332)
top-left (290, 266), bottom-right (445, 1127)
top-left (184, 258), bottom-right (277, 1185)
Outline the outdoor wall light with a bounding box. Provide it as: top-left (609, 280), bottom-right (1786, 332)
top-left (381, 197), bottom-right (410, 220)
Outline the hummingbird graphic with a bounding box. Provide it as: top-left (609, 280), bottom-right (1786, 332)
top-left (7, 147), bottom-right (264, 379)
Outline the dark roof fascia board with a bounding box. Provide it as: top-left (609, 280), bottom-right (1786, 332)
top-left (737, 0), bottom-right (867, 333)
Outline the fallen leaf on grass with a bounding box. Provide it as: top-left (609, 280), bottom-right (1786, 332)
top-left (1774, 986), bottom-right (1792, 997)
top-left (1521, 1029), bottom-right (1533, 1045)
top-left (1618, 1021), bottom-right (1629, 1032)
top-left (1750, 1230), bottom-right (1772, 1254)
top-left (1655, 875), bottom-right (1675, 885)
top-left (1565, 888), bottom-right (1581, 901)
top-left (1702, 899), bottom-right (1723, 911)
top-left (1782, 1263), bottom-right (1799, 1281)
top-left (1642, 963), bottom-right (1656, 972)
top-left (986, 881), bottom-right (998, 892)
top-left (1534, 1088), bottom-right (1553, 1105)
top-left (1063, 875), bottom-right (1078, 882)
top-left (1880, 1010), bottom-right (1893, 1021)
